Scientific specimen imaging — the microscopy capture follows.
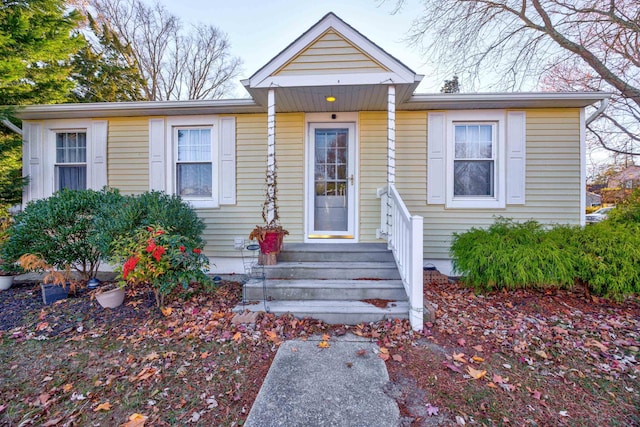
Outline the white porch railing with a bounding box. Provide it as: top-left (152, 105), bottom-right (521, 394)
top-left (377, 184), bottom-right (424, 331)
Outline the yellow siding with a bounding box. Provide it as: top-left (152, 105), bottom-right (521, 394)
top-left (275, 29), bottom-right (389, 76)
top-left (359, 112), bottom-right (387, 242)
top-left (107, 118), bottom-right (149, 194)
top-left (391, 108), bottom-right (582, 259)
top-left (197, 114), bottom-right (266, 258)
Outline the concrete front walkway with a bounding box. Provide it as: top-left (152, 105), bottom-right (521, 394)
top-left (245, 334), bottom-right (400, 427)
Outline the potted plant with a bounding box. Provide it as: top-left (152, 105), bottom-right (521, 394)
top-left (249, 149), bottom-right (288, 265)
top-left (110, 225), bottom-right (212, 308)
top-left (16, 254), bottom-right (76, 304)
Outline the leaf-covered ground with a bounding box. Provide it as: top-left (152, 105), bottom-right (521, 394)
top-left (0, 277), bottom-right (638, 426)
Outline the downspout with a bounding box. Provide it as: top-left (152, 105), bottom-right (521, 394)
top-left (586, 98), bottom-right (609, 125)
top-left (2, 119), bottom-right (22, 135)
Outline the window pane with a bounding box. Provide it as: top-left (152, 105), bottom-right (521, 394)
top-left (56, 132), bottom-right (86, 163)
top-left (56, 166), bottom-right (86, 191)
top-left (178, 129), bottom-right (211, 162)
top-left (177, 163), bottom-right (212, 197)
top-left (454, 124), bottom-right (492, 159)
top-left (454, 160), bottom-right (494, 196)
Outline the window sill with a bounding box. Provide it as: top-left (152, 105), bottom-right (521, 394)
top-left (184, 199), bottom-right (219, 209)
top-left (445, 197), bottom-right (505, 209)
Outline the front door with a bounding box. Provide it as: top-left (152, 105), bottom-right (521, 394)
top-left (307, 123), bottom-right (356, 240)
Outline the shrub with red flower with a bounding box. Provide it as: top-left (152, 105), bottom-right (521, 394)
top-left (111, 225), bottom-right (212, 307)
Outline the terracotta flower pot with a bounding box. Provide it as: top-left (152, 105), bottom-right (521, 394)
top-left (95, 286), bottom-right (126, 308)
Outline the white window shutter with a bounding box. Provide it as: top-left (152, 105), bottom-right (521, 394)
top-left (148, 118), bottom-right (166, 191)
top-left (91, 120), bottom-right (108, 190)
top-left (219, 117), bottom-right (236, 205)
top-left (427, 112), bottom-right (446, 204)
top-left (23, 123), bottom-right (43, 202)
top-left (506, 111), bottom-right (526, 205)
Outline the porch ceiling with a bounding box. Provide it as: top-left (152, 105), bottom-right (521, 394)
top-left (247, 83), bottom-right (418, 113)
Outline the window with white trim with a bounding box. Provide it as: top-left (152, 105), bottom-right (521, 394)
top-left (55, 131), bottom-right (87, 191)
top-left (453, 123), bottom-right (496, 198)
top-left (428, 110), bottom-right (526, 209)
top-left (175, 127), bottom-right (213, 198)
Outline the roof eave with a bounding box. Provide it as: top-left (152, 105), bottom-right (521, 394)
top-left (400, 91), bottom-right (612, 110)
top-left (14, 99), bottom-right (265, 120)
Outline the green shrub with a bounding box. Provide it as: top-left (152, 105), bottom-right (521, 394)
top-left (607, 188), bottom-right (640, 224)
top-left (450, 218), bottom-right (578, 292)
top-left (94, 191), bottom-right (205, 258)
top-left (1, 188), bottom-right (124, 279)
top-left (575, 221), bottom-right (640, 300)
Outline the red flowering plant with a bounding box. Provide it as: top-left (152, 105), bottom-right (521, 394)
top-left (111, 225), bottom-right (212, 307)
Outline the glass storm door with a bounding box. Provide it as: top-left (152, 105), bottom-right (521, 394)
top-left (308, 124), bottom-right (356, 239)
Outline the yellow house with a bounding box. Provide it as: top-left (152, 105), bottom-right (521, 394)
top-left (15, 13), bottom-right (609, 330)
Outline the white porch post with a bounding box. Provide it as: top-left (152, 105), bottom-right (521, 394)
top-left (267, 88), bottom-right (276, 224)
top-left (387, 85), bottom-right (396, 185)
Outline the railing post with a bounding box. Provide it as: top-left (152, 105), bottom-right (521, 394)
top-left (409, 215), bottom-right (424, 331)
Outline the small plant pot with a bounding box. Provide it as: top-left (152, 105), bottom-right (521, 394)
top-left (41, 283), bottom-right (68, 305)
top-left (0, 275), bottom-right (14, 291)
top-left (258, 231), bottom-right (286, 265)
top-left (95, 286), bottom-right (125, 308)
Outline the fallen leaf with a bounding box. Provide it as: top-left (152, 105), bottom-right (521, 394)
top-left (492, 374), bottom-right (505, 384)
top-left (535, 350), bottom-right (550, 359)
top-left (232, 332), bottom-right (242, 342)
top-left (38, 392), bottom-right (50, 406)
top-left (62, 383), bottom-right (73, 393)
top-left (426, 403), bottom-right (439, 416)
top-left (453, 352), bottom-right (466, 363)
top-left (143, 352), bottom-right (159, 362)
top-left (36, 322), bottom-right (49, 331)
top-left (265, 330), bottom-right (280, 343)
top-left (466, 366), bottom-right (487, 380)
top-left (356, 349), bottom-right (367, 357)
top-left (378, 352), bottom-right (390, 361)
top-left (322, 333), bottom-right (331, 341)
top-left (487, 382), bottom-right (498, 389)
top-left (472, 355), bottom-right (485, 363)
top-left (531, 390), bottom-right (542, 400)
top-left (318, 341), bottom-right (330, 349)
top-left (291, 347), bottom-right (298, 352)
top-left (120, 413), bottom-right (147, 427)
top-left (457, 338), bottom-right (466, 347)
top-left (131, 367), bottom-right (157, 382)
top-left (585, 338), bottom-right (608, 352)
top-left (559, 410), bottom-right (569, 417)
top-left (160, 307), bottom-right (172, 317)
top-left (392, 354), bottom-right (403, 362)
top-left (379, 347), bottom-right (389, 354)
top-left (472, 345), bottom-right (484, 352)
top-left (94, 402), bottom-right (112, 412)
top-left (442, 361), bottom-right (463, 373)
top-left (0, 404), bottom-right (6, 413)
top-left (200, 352), bottom-right (209, 359)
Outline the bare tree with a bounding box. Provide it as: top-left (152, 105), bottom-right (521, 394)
top-left (396, 0), bottom-right (640, 155)
top-left (85, 0), bottom-right (241, 100)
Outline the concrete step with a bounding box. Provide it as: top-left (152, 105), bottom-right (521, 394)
top-left (264, 261), bottom-right (401, 280)
top-left (235, 299), bottom-right (410, 325)
top-left (243, 279), bottom-right (408, 301)
top-left (279, 243), bottom-right (394, 263)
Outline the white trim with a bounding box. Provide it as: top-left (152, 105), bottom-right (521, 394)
top-left (248, 13), bottom-right (416, 89)
top-left (580, 108), bottom-right (587, 226)
top-left (42, 119), bottom-right (112, 197)
top-left (165, 115), bottom-right (220, 209)
top-left (445, 110), bottom-right (506, 209)
top-left (388, 85), bottom-right (396, 185)
top-left (304, 113), bottom-right (359, 243)
top-left (267, 89), bottom-right (276, 224)
top-left (255, 73), bottom-right (414, 89)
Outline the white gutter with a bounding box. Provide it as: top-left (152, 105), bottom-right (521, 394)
top-left (1, 119), bottom-right (22, 135)
top-left (585, 97), bottom-right (609, 125)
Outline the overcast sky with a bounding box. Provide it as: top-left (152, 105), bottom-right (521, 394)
top-left (161, 0), bottom-right (439, 97)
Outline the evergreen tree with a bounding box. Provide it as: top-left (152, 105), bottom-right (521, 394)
top-left (71, 14), bottom-right (147, 102)
top-left (0, 0), bottom-right (84, 208)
